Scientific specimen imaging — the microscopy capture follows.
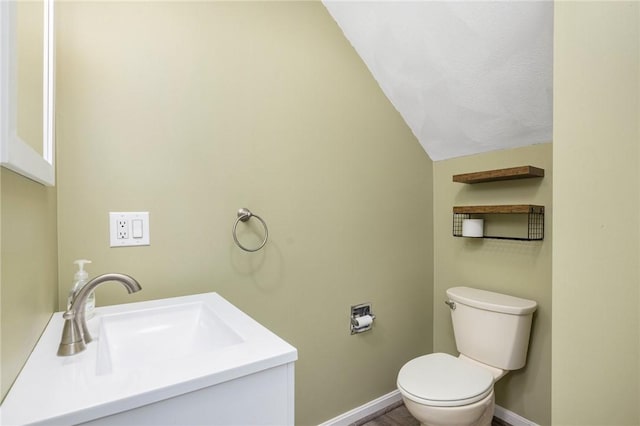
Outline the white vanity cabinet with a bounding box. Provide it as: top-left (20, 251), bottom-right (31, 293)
top-left (81, 363), bottom-right (295, 426)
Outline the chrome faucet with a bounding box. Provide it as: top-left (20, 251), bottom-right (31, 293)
top-left (57, 273), bottom-right (141, 356)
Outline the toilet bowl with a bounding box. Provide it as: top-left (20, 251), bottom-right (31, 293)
top-left (397, 353), bottom-right (496, 426)
top-left (397, 287), bottom-right (537, 426)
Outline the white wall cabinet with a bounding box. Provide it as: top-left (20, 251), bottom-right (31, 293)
top-left (0, 0), bottom-right (55, 186)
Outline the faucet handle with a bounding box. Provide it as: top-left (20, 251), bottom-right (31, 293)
top-left (57, 311), bottom-right (87, 356)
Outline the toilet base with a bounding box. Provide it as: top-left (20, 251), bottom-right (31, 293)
top-left (401, 390), bottom-right (494, 426)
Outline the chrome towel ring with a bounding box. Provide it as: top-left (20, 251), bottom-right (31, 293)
top-left (232, 208), bottom-right (269, 252)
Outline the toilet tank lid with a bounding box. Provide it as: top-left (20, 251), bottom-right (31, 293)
top-left (447, 287), bottom-right (537, 315)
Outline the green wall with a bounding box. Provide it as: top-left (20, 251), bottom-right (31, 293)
top-left (553, 2), bottom-right (640, 424)
top-left (433, 143), bottom-right (552, 425)
top-left (0, 168), bottom-right (58, 400)
top-left (54, 2), bottom-right (433, 424)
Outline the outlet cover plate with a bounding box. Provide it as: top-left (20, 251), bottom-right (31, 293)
top-left (109, 212), bottom-right (150, 247)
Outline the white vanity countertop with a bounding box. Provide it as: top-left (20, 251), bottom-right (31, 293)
top-left (0, 292), bottom-right (297, 426)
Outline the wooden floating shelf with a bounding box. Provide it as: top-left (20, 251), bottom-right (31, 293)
top-left (452, 204), bottom-right (545, 241)
top-left (453, 205), bottom-right (544, 214)
top-left (453, 166), bottom-right (544, 184)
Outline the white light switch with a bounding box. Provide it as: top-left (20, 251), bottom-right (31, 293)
top-left (109, 212), bottom-right (150, 247)
top-left (132, 219), bottom-right (143, 239)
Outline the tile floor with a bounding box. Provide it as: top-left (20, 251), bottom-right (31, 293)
top-left (355, 403), bottom-right (511, 426)
top-left (355, 403), bottom-right (418, 426)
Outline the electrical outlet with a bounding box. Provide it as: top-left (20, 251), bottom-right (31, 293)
top-left (110, 212), bottom-right (150, 247)
top-left (117, 219), bottom-right (129, 239)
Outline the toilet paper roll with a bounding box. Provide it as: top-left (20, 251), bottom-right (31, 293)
top-left (354, 315), bottom-right (373, 328)
top-left (462, 219), bottom-right (484, 237)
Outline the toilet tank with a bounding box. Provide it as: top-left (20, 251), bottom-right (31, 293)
top-left (446, 286), bottom-right (537, 370)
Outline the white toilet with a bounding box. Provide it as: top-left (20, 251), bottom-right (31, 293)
top-left (397, 286), bottom-right (537, 426)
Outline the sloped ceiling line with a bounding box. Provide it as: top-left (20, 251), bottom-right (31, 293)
top-left (323, 1), bottom-right (553, 161)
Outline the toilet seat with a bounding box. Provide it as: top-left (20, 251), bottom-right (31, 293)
top-left (397, 353), bottom-right (494, 407)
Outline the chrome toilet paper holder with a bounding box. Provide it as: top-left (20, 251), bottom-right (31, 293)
top-left (350, 303), bottom-right (375, 334)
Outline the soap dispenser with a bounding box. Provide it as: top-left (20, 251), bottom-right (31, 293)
top-left (68, 259), bottom-right (95, 319)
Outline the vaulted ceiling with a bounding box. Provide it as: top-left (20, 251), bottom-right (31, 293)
top-left (323, 1), bottom-right (553, 161)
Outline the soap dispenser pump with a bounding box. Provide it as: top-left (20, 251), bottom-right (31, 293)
top-left (68, 259), bottom-right (95, 319)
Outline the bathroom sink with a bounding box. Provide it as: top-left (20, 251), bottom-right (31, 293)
top-left (96, 301), bottom-right (244, 375)
top-left (1, 292), bottom-right (297, 425)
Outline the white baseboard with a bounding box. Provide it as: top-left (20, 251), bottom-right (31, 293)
top-left (317, 392), bottom-right (539, 426)
top-left (318, 390), bottom-right (402, 426)
top-left (494, 404), bottom-right (539, 426)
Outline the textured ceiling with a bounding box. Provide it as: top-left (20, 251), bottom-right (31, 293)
top-left (323, 1), bottom-right (553, 161)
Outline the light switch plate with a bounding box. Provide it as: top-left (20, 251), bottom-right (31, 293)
top-left (109, 212), bottom-right (150, 247)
